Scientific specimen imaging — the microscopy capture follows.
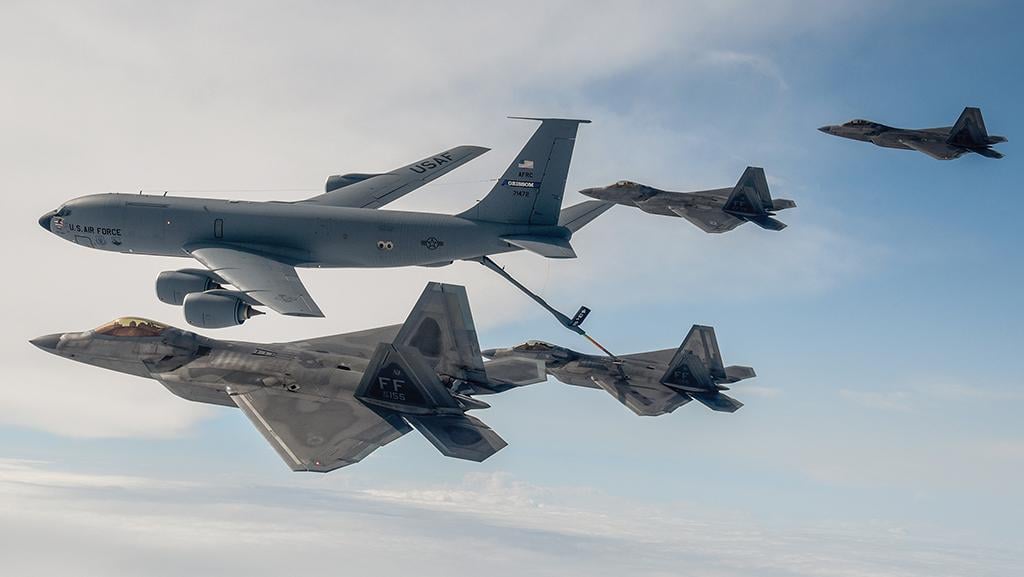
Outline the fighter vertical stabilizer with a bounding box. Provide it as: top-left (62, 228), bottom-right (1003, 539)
top-left (721, 167), bottom-right (788, 231)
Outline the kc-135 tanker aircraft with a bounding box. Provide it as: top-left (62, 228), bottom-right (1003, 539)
top-left (38, 118), bottom-right (615, 329)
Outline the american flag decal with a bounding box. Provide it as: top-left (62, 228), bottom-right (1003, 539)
top-left (517, 159), bottom-right (534, 169)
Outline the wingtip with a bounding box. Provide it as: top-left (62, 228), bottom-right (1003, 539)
top-left (455, 144), bottom-right (491, 153)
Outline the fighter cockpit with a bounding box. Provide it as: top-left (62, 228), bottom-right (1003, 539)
top-left (844, 119), bottom-right (876, 127)
top-left (93, 317), bottom-right (170, 338)
top-left (513, 340), bottom-right (556, 353)
top-left (612, 180), bottom-right (639, 188)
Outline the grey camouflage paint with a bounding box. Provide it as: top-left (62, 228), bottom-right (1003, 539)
top-left (818, 106), bottom-right (1007, 159)
top-left (30, 283), bottom-right (546, 472)
top-left (483, 325), bottom-right (756, 416)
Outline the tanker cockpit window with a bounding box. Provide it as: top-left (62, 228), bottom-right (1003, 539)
top-left (94, 317), bottom-right (169, 337)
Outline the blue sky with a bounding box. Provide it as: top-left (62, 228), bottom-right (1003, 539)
top-left (1, 1), bottom-right (1021, 575)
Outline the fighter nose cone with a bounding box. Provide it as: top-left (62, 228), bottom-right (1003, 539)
top-left (481, 348), bottom-right (497, 359)
top-left (30, 333), bottom-right (61, 351)
top-left (38, 210), bottom-right (56, 231)
top-left (818, 125), bottom-right (833, 134)
top-left (578, 187), bottom-right (600, 199)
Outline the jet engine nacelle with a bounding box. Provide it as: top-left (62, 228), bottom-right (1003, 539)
top-left (183, 292), bottom-right (261, 328)
top-left (156, 270), bottom-right (222, 306)
top-left (324, 172), bottom-right (382, 193)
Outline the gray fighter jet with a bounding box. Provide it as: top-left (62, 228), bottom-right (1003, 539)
top-left (30, 283), bottom-right (546, 472)
top-left (483, 325), bottom-right (755, 416)
top-left (579, 167), bottom-right (796, 233)
top-left (818, 106), bottom-right (1006, 159)
top-left (38, 118), bottom-right (614, 328)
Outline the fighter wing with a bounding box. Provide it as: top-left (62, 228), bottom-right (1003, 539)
top-left (188, 246), bottom-right (324, 317)
top-left (292, 282), bottom-right (497, 385)
top-left (301, 145), bottom-right (490, 209)
top-left (482, 356), bottom-right (548, 392)
top-left (589, 374), bottom-right (692, 417)
top-left (617, 348), bottom-right (678, 365)
top-left (288, 324), bottom-right (401, 359)
top-left (897, 137), bottom-right (967, 160)
top-left (229, 386), bottom-right (411, 472)
top-left (670, 206), bottom-right (745, 233)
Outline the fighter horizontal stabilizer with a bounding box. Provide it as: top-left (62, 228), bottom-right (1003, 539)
top-left (724, 364), bottom-right (756, 383)
top-left (746, 214), bottom-right (787, 231)
top-left (689, 391), bottom-right (744, 413)
top-left (405, 414), bottom-right (507, 462)
top-left (973, 147), bottom-right (1004, 159)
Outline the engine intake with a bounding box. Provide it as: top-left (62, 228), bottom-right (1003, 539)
top-left (183, 292), bottom-right (262, 328)
top-left (156, 270), bottom-right (221, 306)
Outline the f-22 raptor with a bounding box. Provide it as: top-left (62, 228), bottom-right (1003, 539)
top-left (580, 167), bottom-right (795, 233)
top-left (484, 325), bottom-right (756, 416)
top-left (38, 118), bottom-right (613, 328)
top-left (30, 283), bottom-right (546, 472)
top-left (819, 106), bottom-right (1006, 160)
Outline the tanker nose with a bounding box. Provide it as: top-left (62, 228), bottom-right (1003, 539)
top-left (38, 210), bottom-right (56, 231)
top-left (30, 333), bottom-right (62, 352)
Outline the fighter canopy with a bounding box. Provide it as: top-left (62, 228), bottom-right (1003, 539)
top-left (93, 317), bottom-right (169, 337)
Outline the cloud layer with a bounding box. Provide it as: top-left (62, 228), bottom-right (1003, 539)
top-left (0, 459), bottom-right (1017, 577)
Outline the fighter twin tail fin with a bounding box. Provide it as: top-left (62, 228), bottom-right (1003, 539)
top-left (354, 282), bottom-right (513, 462)
top-left (722, 167), bottom-right (792, 231)
top-left (947, 107), bottom-right (1007, 158)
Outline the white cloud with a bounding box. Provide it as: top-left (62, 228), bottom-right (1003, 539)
top-left (839, 389), bottom-right (913, 411)
top-left (0, 459), bottom-right (1017, 577)
top-left (2, 362), bottom-right (216, 439)
top-left (700, 50), bottom-right (790, 90)
top-left (915, 381), bottom-right (1024, 402)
